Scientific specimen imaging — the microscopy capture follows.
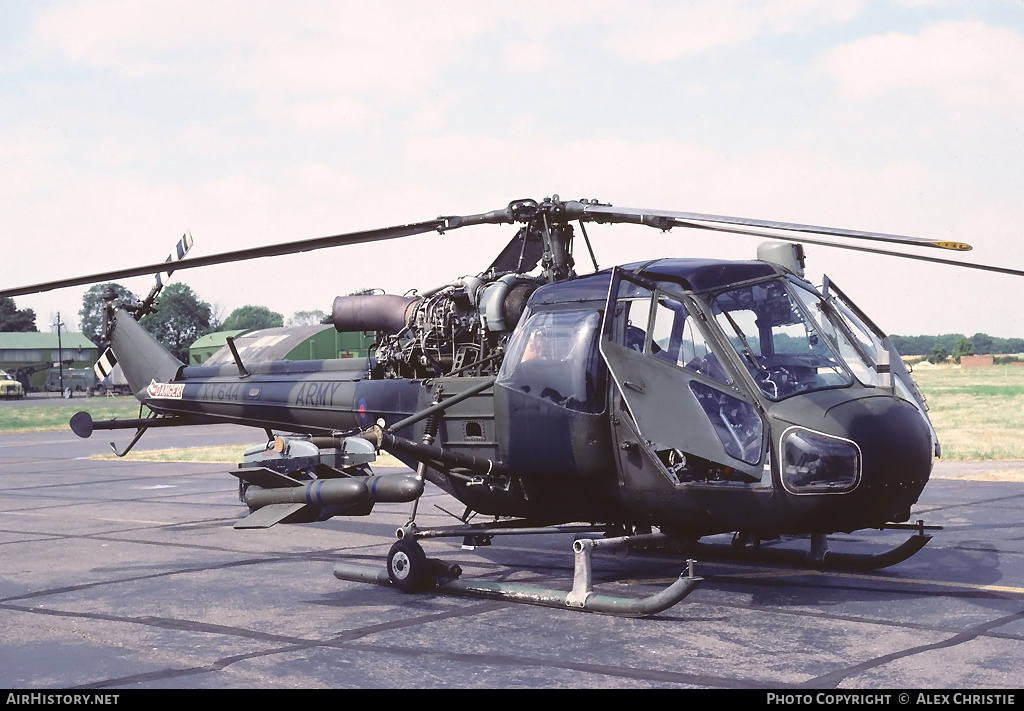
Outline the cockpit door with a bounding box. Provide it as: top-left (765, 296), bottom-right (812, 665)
top-left (599, 268), bottom-right (765, 481)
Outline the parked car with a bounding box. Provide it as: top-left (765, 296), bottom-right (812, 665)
top-left (0, 370), bottom-right (26, 399)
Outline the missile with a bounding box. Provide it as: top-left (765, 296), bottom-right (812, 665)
top-left (243, 474), bottom-right (423, 510)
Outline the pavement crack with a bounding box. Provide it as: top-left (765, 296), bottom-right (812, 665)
top-left (29, 598), bottom-right (789, 690)
top-left (65, 600), bottom-right (513, 689)
top-left (802, 608), bottom-right (1024, 688)
top-left (0, 554), bottom-right (329, 603)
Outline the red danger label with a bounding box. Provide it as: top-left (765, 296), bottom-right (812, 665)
top-left (147, 381), bottom-right (184, 399)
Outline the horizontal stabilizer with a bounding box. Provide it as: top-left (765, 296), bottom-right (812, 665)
top-left (234, 503), bottom-right (310, 529)
top-left (230, 467), bottom-right (305, 489)
top-left (70, 411), bottom-right (94, 439)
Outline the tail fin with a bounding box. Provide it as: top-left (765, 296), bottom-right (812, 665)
top-left (93, 233), bottom-right (194, 397)
top-left (109, 310), bottom-right (183, 397)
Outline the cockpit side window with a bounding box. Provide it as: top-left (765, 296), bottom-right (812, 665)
top-left (609, 281), bottom-right (731, 386)
top-left (649, 292), bottom-right (730, 385)
top-left (610, 279), bottom-right (653, 353)
top-left (498, 309), bottom-right (605, 413)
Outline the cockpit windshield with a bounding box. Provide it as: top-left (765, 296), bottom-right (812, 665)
top-left (709, 280), bottom-right (852, 400)
top-left (790, 281), bottom-right (885, 387)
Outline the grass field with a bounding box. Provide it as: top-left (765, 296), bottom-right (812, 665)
top-left (90, 443), bottom-right (406, 468)
top-left (2, 367), bottom-right (1023, 462)
top-left (0, 398), bottom-right (140, 433)
top-left (92, 444), bottom-right (254, 463)
top-left (907, 364), bottom-right (1024, 460)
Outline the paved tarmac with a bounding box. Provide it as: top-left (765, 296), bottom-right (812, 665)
top-left (1, 424), bottom-right (1022, 689)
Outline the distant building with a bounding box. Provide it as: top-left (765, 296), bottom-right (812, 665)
top-left (189, 330), bottom-right (248, 364)
top-left (0, 332), bottom-right (98, 391)
top-left (960, 355), bottom-right (994, 368)
top-left (190, 326), bottom-right (374, 367)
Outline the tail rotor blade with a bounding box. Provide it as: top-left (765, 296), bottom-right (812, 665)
top-left (93, 348), bottom-right (117, 381)
top-left (136, 232), bottom-right (198, 320)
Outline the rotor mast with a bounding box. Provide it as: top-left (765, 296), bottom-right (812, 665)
top-left (442, 195), bottom-right (601, 283)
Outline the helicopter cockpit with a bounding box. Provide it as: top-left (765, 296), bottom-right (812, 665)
top-left (594, 258), bottom-right (936, 493)
top-left (708, 279), bottom-right (853, 401)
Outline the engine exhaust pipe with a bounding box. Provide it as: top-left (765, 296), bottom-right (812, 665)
top-left (332, 294), bottom-right (420, 334)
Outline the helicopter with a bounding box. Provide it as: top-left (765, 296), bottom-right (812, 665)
top-left (5, 195), bottom-right (1023, 617)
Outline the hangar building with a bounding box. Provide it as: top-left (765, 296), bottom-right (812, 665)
top-left (0, 332), bottom-right (98, 392)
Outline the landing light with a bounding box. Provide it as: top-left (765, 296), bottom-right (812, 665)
top-left (781, 427), bottom-right (861, 494)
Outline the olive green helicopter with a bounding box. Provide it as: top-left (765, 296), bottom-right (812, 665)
top-left (6, 196), bottom-right (1021, 616)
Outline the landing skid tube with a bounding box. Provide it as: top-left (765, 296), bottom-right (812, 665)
top-left (333, 530), bottom-right (703, 617)
top-left (682, 521), bottom-right (940, 571)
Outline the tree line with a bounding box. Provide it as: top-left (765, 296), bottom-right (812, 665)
top-left (0, 297), bottom-right (38, 332)
top-left (888, 333), bottom-right (1024, 359)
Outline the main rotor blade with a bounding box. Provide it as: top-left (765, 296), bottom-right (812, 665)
top-left (573, 203), bottom-right (973, 252)
top-left (0, 218), bottom-right (447, 298)
top-left (679, 220), bottom-right (1024, 278)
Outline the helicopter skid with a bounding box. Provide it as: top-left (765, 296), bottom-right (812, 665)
top-left (333, 534), bottom-right (703, 617)
top-left (679, 527), bottom-right (935, 571)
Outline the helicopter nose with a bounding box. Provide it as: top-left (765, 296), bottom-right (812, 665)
top-left (824, 395), bottom-right (932, 522)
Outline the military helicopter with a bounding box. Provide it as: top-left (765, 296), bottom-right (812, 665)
top-left (5, 195), bottom-right (1022, 616)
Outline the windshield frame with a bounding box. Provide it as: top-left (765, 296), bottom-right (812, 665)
top-left (701, 276), bottom-right (856, 401)
top-left (789, 277), bottom-right (890, 388)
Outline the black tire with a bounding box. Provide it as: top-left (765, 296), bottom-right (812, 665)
top-left (387, 538), bottom-right (429, 592)
top-left (731, 531), bottom-right (760, 555)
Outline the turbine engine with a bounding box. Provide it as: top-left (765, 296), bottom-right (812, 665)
top-left (332, 275), bottom-right (538, 379)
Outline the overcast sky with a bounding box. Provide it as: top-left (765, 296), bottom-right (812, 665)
top-left (2, 1), bottom-right (1022, 339)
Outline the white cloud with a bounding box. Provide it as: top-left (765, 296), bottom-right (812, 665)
top-left (293, 163), bottom-right (359, 196)
top-left (202, 173), bottom-right (277, 207)
top-left (825, 20), bottom-right (1024, 107)
top-left (502, 42), bottom-right (552, 71)
top-left (891, 0), bottom-right (951, 7)
top-left (284, 98), bottom-right (372, 130)
top-left (403, 101), bottom-right (447, 135)
top-left (22, 2), bottom-right (504, 136)
top-left (28, 1), bottom-right (494, 92)
top-left (606, 0), bottom-right (864, 63)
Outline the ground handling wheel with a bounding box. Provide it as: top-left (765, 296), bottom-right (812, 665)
top-left (387, 537), bottom-right (429, 592)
